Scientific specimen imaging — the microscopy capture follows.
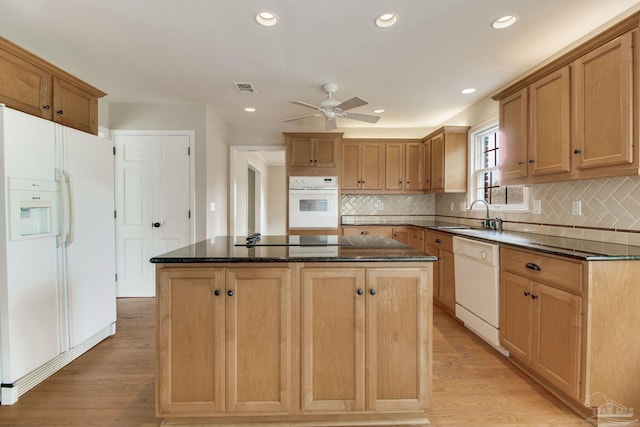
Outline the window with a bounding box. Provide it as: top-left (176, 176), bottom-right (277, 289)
top-left (468, 121), bottom-right (528, 211)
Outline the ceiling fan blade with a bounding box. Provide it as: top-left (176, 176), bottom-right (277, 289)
top-left (343, 112), bottom-right (380, 123)
top-left (325, 117), bottom-right (337, 131)
top-left (336, 97), bottom-right (367, 111)
top-left (282, 113), bottom-right (321, 122)
top-left (289, 100), bottom-right (322, 111)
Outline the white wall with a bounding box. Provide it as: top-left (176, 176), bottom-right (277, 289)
top-left (267, 165), bottom-right (286, 235)
top-left (205, 106), bottom-right (229, 238)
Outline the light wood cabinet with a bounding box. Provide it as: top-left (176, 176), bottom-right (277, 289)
top-left (0, 37), bottom-right (105, 134)
top-left (301, 267), bottom-right (429, 412)
top-left (424, 231), bottom-right (455, 314)
top-left (573, 32), bottom-right (634, 171)
top-left (341, 140), bottom-right (385, 191)
top-left (494, 22), bottom-right (640, 185)
top-left (156, 266), bottom-right (291, 417)
top-left (423, 138), bottom-right (432, 191)
top-left (285, 132), bottom-right (341, 175)
top-left (342, 226), bottom-right (393, 238)
top-left (423, 127), bottom-right (469, 193)
top-left (385, 141), bottom-right (423, 192)
top-left (500, 245), bottom-right (640, 416)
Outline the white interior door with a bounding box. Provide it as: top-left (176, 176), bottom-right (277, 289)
top-left (114, 132), bottom-right (192, 297)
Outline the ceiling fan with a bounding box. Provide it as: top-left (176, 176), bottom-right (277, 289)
top-left (283, 83), bottom-right (380, 131)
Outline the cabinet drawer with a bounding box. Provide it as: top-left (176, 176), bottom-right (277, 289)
top-left (500, 247), bottom-right (583, 293)
top-left (342, 226), bottom-right (392, 238)
top-left (424, 231), bottom-right (453, 252)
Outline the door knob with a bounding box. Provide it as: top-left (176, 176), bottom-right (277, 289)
top-left (152, 222), bottom-right (161, 228)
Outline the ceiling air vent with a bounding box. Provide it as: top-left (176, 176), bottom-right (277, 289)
top-left (234, 82), bottom-right (256, 94)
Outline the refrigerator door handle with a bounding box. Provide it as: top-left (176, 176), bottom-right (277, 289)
top-left (64, 170), bottom-right (75, 246)
top-left (56, 168), bottom-right (68, 246)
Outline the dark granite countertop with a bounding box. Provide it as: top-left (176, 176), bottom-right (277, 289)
top-left (344, 220), bottom-right (640, 261)
top-left (150, 235), bottom-right (437, 263)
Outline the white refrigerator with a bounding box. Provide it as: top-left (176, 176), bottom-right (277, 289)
top-left (0, 105), bottom-right (116, 404)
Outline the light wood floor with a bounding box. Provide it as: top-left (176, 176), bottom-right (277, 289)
top-left (0, 298), bottom-right (590, 426)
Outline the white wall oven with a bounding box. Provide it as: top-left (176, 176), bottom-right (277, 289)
top-left (288, 176), bottom-right (338, 230)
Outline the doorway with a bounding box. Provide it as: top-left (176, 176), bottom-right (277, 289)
top-left (112, 130), bottom-right (195, 297)
top-left (247, 166), bottom-right (256, 235)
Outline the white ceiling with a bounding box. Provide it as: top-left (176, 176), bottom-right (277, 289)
top-left (1, 0), bottom-right (639, 146)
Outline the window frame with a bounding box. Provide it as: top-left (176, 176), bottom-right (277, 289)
top-left (466, 119), bottom-right (529, 213)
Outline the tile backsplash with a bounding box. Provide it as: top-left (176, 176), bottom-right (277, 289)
top-left (342, 175), bottom-right (640, 246)
top-left (341, 194), bottom-right (435, 216)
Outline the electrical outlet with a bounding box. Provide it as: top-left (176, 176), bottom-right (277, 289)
top-left (572, 200), bottom-right (582, 216)
top-left (533, 200), bottom-right (541, 215)
top-left (210, 202), bottom-right (216, 212)
top-left (450, 203), bottom-right (455, 212)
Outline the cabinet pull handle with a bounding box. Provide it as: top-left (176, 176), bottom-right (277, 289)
top-left (574, 149), bottom-right (581, 154)
top-left (214, 289), bottom-right (221, 296)
top-left (524, 291), bottom-right (530, 297)
top-left (357, 289), bottom-right (364, 295)
top-left (525, 262), bottom-right (541, 271)
top-left (435, 239), bottom-right (441, 244)
top-left (531, 294), bottom-right (539, 300)
top-left (56, 110), bottom-right (64, 115)
top-left (369, 289), bottom-right (377, 296)
top-left (361, 231), bottom-right (369, 235)
top-left (227, 290), bottom-right (234, 297)
top-left (42, 105), bottom-right (50, 110)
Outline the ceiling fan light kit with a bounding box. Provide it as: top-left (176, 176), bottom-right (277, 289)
top-left (284, 82), bottom-right (380, 131)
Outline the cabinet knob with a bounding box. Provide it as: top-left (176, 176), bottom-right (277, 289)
top-left (357, 288), bottom-right (364, 295)
top-left (399, 181), bottom-right (402, 184)
top-left (369, 289), bottom-right (377, 296)
top-left (42, 105), bottom-right (50, 110)
top-left (309, 159), bottom-right (313, 163)
top-left (56, 110), bottom-right (64, 115)
top-left (518, 161), bottom-right (524, 165)
top-left (361, 231), bottom-right (369, 235)
top-left (524, 291), bottom-right (530, 297)
top-left (531, 294), bottom-right (539, 300)
top-left (152, 222), bottom-right (161, 228)
top-left (313, 159), bottom-right (317, 163)
top-left (214, 289), bottom-right (221, 296)
top-left (227, 290), bottom-right (234, 297)
top-left (435, 239), bottom-right (441, 244)
top-left (528, 159), bottom-right (535, 164)
top-left (574, 149), bottom-right (581, 154)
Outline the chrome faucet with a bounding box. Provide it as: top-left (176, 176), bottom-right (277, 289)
top-left (470, 199), bottom-right (497, 230)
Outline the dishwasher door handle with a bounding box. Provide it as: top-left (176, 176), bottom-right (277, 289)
top-left (525, 262), bottom-right (541, 271)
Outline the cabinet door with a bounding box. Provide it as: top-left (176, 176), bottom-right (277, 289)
top-left (53, 77), bottom-right (98, 134)
top-left (408, 227), bottom-right (425, 252)
top-left (423, 139), bottom-right (432, 191)
top-left (385, 143), bottom-right (404, 191)
top-left (499, 88), bottom-right (528, 182)
top-left (423, 243), bottom-right (440, 301)
top-left (289, 137), bottom-right (315, 167)
top-left (529, 67), bottom-right (571, 176)
top-left (0, 48), bottom-right (53, 119)
top-left (367, 268), bottom-right (429, 411)
top-left (573, 32), bottom-right (633, 170)
top-left (500, 271), bottom-right (533, 363)
top-left (314, 136), bottom-right (339, 168)
top-left (360, 142), bottom-right (385, 190)
top-left (301, 268), bottom-right (366, 411)
top-left (404, 143), bottom-right (423, 191)
top-left (341, 142), bottom-right (361, 189)
top-left (438, 249), bottom-right (456, 314)
top-left (532, 283), bottom-right (582, 399)
top-left (226, 268), bottom-right (290, 413)
top-left (157, 268), bottom-right (226, 415)
top-left (430, 135), bottom-right (444, 191)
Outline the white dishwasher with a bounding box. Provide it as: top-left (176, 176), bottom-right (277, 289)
top-left (453, 237), bottom-right (508, 355)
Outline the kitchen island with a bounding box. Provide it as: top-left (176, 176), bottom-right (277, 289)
top-left (150, 235), bottom-right (436, 426)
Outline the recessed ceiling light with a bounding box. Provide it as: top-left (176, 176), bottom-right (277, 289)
top-left (373, 109), bottom-right (385, 114)
top-left (461, 88), bottom-right (476, 94)
top-left (491, 15), bottom-right (518, 29)
top-left (244, 107), bottom-right (256, 112)
top-left (375, 13), bottom-right (398, 28)
top-left (256, 11), bottom-right (278, 27)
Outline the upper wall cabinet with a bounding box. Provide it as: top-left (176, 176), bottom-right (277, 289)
top-left (423, 126), bottom-right (469, 193)
top-left (493, 16), bottom-right (640, 185)
top-left (385, 141), bottom-right (423, 193)
top-left (0, 37), bottom-right (106, 135)
top-left (341, 140), bottom-right (385, 192)
top-left (284, 132), bottom-right (342, 176)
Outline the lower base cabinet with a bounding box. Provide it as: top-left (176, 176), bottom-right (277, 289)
top-left (301, 267), bottom-right (430, 412)
top-left (424, 231), bottom-right (455, 314)
top-left (156, 266), bottom-right (291, 416)
top-left (156, 262), bottom-right (432, 424)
